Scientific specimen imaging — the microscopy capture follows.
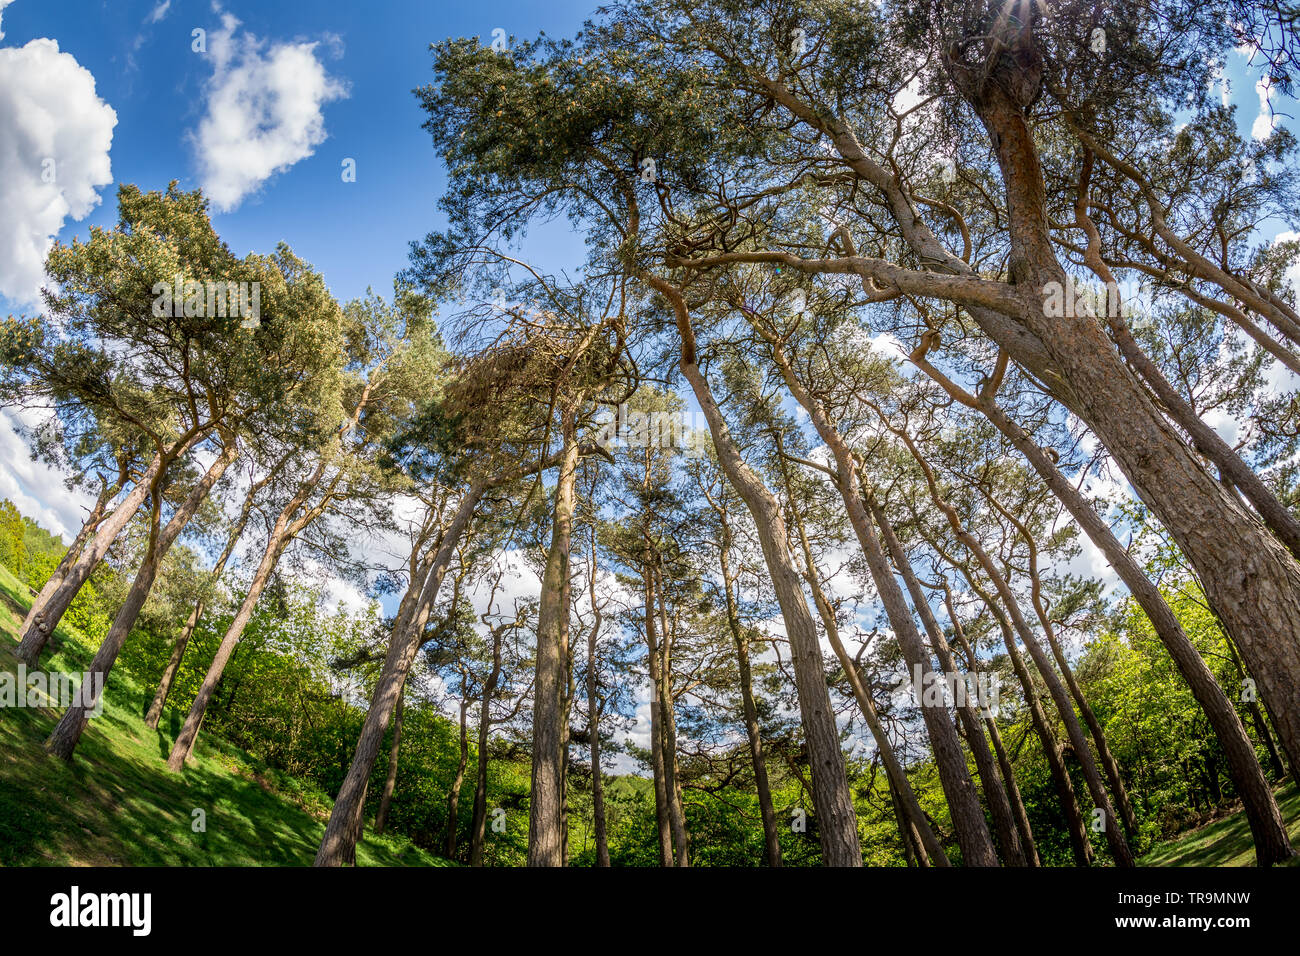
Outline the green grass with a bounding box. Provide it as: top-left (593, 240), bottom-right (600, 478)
top-left (1138, 782), bottom-right (1300, 867)
top-left (0, 563), bottom-right (448, 866)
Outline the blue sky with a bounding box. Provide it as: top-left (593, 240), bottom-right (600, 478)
top-left (0, 0), bottom-right (597, 318)
top-left (0, 0), bottom-right (1292, 545)
top-left (0, 0), bottom-right (1289, 315)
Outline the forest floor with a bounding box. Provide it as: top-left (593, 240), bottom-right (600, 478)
top-left (0, 564), bottom-right (446, 866)
top-left (4, 560), bottom-right (1300, 868)
top-left (1139, 781), bottom-right (1300, 867)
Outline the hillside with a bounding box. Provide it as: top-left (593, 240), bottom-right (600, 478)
top-left (1138, 782), bottom-right (1300, 867)
top-left (0, 563), bottom-right (447, 867)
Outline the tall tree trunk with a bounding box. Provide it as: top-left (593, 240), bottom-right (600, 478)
top-left (904, 433), bottom-right (1133, 866)
top-left (776, 450), bottom-right (951, 865)
top-left (585, 532), bottom-right (611, 868)
top-left (888, 776), bottom-right (929, 867)
top-left (375, 691), bottom-right (405, 836)
top-left (166, 514), bottom-right (295, 769)
top-left (981, 584), bottom-right (1095, 866)
top-left (1222, 636), bottom-right (1289, 783)
top-left (527, 405), bottom-right (581, 867)
top-left (716, 521), bottom-right (782, 867)
top-left (866, 489), bottom-right (1028, 866)
top-left (911, 352), bottom-right (1295, 864)
top-left (762, 341), bottom-right (995, 865)
top-left (651, 285), bottom-right (862, 866)
top-left (17, 451), bottom-right (172, 664)
top-left (315, 479), bottom-right (489, 866)
top-left (937, 542), bottom-right (1095, 865)
top-left (1010, 505), bottom-right (1139, 839)
top-left (644, 565), bottom-right (675, 866)
top-left (44, 444), bottom-right (235, 759)
top-left (943, 583), bottom-right (1041, 867)
top-left (445, 701), bottom-right (469, 858)
top-left (655, 564), bottom-right (689, 867)
top-left (469, 636), bottom-right (501, 866)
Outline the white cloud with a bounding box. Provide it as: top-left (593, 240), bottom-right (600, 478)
top-left (1252, 76), bottom-right (1277, 141)
top-left (193, 12), bottom-right (348, 211)
top-left (0, 409), bottom-right (95, 541)
top-left (0, 0), bottom-right (14, 41)
top-left (147, 0), bottom-right (171, 24)
top-left (0, 35), bottom-right (116, 305)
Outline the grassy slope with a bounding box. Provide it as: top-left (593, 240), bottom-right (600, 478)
top-left (0, 563), bottom-right (446, 866)
top-left (5, 557), bottom-right (1299, 868)
top-left (1138, 782), bottom-right (1300, 867)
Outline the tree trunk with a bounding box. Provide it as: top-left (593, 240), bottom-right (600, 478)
top-left (675, 351), bottom-right (862, 866)
top-left (527, 405), bottom-right (580, 867)
top-left (445, 701), bottom-right (469, 858)
top-left (469, 645), bottom-right (500, 866)
top-left (765, 344), bottom-right (995, 865)
top-left (644, 566), bottom-right (675, 866)
top-left (655, 564), bottom-right (689, 867)
top-left (909, 437), bottom-right (1133, 866)
top-left (166, 514), bottom-right (293, 770)
top-left (17, 451), bottom-right (170, 664)
top-left (716, 525), bottom-right (782, 867)
top-left (776, 450), bottom-right (951, 865)
top-left (44, 444), bottom-right (235, 759)
top-left (888, 776), bottom-right (929, 867)
top-left (315, 480), bottom-right (487, 866)
top-left (585, 533), bottom-right (611, 868)
top-left (375, 691), bottom-right (405, 836)
top-left (944, 583), bottom-right (1041, 867)
top-left (867, 490), bottom-right (1028, 866)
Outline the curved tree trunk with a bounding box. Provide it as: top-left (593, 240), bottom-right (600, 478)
top-left (943, 583), bottom-right (1040, 867)
top-left (905, 434), bottom-right (1133, 866)
top-left (45, 445), bottom-right (235, 760)
top-left (643, 566), bottom-right (675, 866)
top-left (763, 342), bottom-right (996, 865)
top-left (17, 451), bottom-right (168, 665)
top-left (674, 348), bottom-right (863, 866)
top-left (315, 480), bottom-right (487, 866)
top-left (867, 490), bottom-right (1029, 866)
top-left (655, 564), bottom-right (689, 867)
top-left (585, 533), bottom-right (611, 868)
top-left (374, 691), bottom-right (405, 836)
top-left (777, 450), bottom-right (951, 866)
top-left (912, 354), bottom-right (1295, 865)
top-left (445, 701), bottom-right (469, 858)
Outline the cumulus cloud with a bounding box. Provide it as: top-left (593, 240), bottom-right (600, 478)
top-left (0, 0), bottom-right (14, 41)
top-left (1252, 76), bottom-right (1277, 140)
top-left (0, 32), bottom-right (117, 305)
top-left (0, 409), bottom-right (95, 541)
top-left (192, 12), bottom-right (348, 211)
